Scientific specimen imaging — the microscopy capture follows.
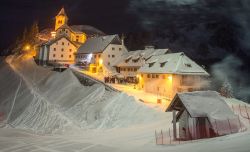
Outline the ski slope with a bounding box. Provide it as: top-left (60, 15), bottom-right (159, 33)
top-left (0, 55), bottom-right (250, 152)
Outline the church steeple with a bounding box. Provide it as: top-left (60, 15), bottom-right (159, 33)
top-left (55, 7), bottom-right (68, 30)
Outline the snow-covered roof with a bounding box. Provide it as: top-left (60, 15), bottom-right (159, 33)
top-left (70, 25), bottom-right (105, 36)
top-left (41, 35), bottom-right (78, 47)
top-left (138, 52), bottom-right (209, 76)
top-left (113, 49), bottom-right (169, 67)
top-left (57, 24), bottom-right (105, 36)
top-left (77, 35), bottom-right (121, 54)
top-left (166, 91), bottom-right (237, 121)
top-left (57, 8), bottom-right (68, 18)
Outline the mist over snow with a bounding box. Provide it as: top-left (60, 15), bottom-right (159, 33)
top-left (211, 55), bottom-right (250, 103)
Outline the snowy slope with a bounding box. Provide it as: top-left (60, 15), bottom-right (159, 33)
top-left (0, 55), bottom-right (167, 133)
top-left (0, 55), bottom-right (250, 152)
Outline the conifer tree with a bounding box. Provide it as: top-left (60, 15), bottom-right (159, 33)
top-left (220, 79), bottom-right (234, 98)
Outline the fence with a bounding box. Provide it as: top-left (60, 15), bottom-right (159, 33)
top-left (231, 104), bottom-right (250, 124)
top-left (155, 117), bottom-right (246, 145)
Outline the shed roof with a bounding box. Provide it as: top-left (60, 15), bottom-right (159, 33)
top-left (166, 91), bottom-right (237, 121)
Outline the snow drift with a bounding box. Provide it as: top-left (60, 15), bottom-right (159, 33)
top-left (0, 55), bottom-right (166, 134)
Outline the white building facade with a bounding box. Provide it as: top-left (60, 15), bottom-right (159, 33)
top-left (76, 35), bottom-right (127, 76)
top-left (38, 36), bottom-right (77, 65)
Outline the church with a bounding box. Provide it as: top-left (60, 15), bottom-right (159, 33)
top-left (36, 8), bottom-right (105, 66)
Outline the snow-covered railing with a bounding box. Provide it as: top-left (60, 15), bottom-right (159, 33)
top-left (155, 117), bottom-right (246, 145)
top-left (232, 104), bottom-right (250, 124)
top-left (71, 68), bottom-right (120, 92)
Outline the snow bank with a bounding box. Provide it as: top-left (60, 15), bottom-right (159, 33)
top-left (0, 55), bottom-right (166, 133)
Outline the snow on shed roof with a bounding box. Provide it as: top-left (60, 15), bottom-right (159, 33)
top-left (166, 91), bottom-right (237, 121)
top-left (138, 52), bottom-right (209, 76)
top-left (77, 35), bottom-right (121, 54)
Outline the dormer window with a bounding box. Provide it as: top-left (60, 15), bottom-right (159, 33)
top-left (185, 63), bottom-right (192, 67)
top-left (160, 62), bottom-right (167, 67)
top-left (149, 62), bottom-right (155, 68)
top-left (132, 58), bottom-right (140, 63)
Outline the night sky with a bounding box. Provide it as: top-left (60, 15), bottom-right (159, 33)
top-left (1, 0), bottom-right (250, 61)
top-left (0, 0), bottom-right (139, 51)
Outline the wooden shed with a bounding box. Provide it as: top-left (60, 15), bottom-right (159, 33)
top-left (166, 91), bottom-right (241, 140)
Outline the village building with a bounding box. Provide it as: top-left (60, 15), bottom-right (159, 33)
top-left (137, 52), bottom-right (209, 99)
top-left (36, 8), bottom-right (105, 66)
top-left (166, 91), bottom-right (241, 140)
top-left (76, 34), bottom-right (127, 76)
top-left (37, 35), bottom-right (78, 65)
top-left (113, 46), bottom-right (169, 83)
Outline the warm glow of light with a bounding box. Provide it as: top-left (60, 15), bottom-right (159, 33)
top-left (51, 31), bottom-right (56, 38)
top-left (24, 44), bottom-right (31, 51)
top-left (168, 75), bottom-right (172, 81)
top-left (99, 59), bottom-right (103, 65)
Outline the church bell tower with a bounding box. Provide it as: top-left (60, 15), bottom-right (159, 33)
top-left (55, 7), bottom-right (68, 30)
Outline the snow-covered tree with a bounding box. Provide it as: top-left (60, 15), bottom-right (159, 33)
top-left (220, 79), bottom-right (234, 98)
